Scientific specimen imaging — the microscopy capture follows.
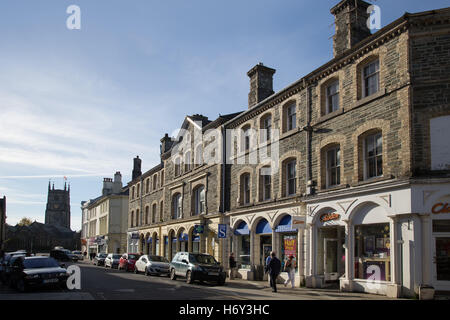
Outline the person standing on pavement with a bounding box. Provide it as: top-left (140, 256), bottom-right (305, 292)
top-left (265, 252), bottom-right (272, 285)
top-left (267, 251), bottom-right (281, 292)
top-left (284, 255), bottom-right (296, 288)
top-left (229, 252), bottom-right (237, 280)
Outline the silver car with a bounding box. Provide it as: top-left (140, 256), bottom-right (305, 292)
top-left (104, 254), bottom-right (121, 268)
top-left (134, 255), bottom-right (170, 276)
top-left (72, 251), bottom-right (84, 261)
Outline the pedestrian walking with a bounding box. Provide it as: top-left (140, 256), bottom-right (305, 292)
top-left (267, 251), bottom-right (281, 293)
top-left (264, 251), bottom-right (272, 285)
top-left (229, 252), bottom-right (237, 280)
top-left (283, 255), bottom-right (296, 288)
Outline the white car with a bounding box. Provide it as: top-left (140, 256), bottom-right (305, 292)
top-left (104, 254), bottom-right (121, 268)
top-left (134, 255), bottom-right (170, 276)
top-left (72, 251), bottom-right (84, 260)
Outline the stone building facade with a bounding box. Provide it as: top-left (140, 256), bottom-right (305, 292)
top-left (45, 182), bottom-right (71, 229)
top-left (81, 172), bottom-right (129, 255)
top-left (126, 0), bottom-right (450, 298)
top-left (127, 113), bottom-right (241, 263)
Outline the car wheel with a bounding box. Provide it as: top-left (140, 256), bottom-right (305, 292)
top-left (145, 267), bottom-right (149, 276)
top-left (186, 271), bottom-right (194, 284)
top-left (170, 269), bottom-right (177, 280)
top-left (16, 279), bottom-right (26, 292)
top-left (217, 277), bottom-right (226, 286)
top-left (134, 266), bottom-right (138, 274)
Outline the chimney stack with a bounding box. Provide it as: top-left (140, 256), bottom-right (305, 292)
top-left (132, 156), bottom-right (142, 180)
top-left (331, 0), bottom-right (372, 57)
top-left (160, 134), bottom-right (174, 155)
top-left (247, 63), bottom-right (276, 109)
top-left (113, 171), bottom-right (122, 193)
top-left (102, 178), bottom-right (113, 196)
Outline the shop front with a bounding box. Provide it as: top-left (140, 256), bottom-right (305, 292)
top-left (179, 232), bottom-right (188, 252)
top-left (232, 221), bottom-right (251, 278)
top-left (274, 215), bottom-right (299, 271)
top-left (128, 232), bottom-right (139, 253)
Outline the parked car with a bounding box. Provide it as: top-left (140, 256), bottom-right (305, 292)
top-left (134, 255), bottom-right (170, 276)
top-left (118, 253), bottom-right (140, 272)
top-left (93, 253), bottom-right (108, 266)
top-left (50, 249), bottom-right (78, 262)
top-left (169, 252), bottom-right (226, 285)
top-left (1, 252), bottom-right (26, 285)
top-left (8, 256), bottom-right (69, 292)
top-left (104, 253), bottom-right (121, 268)
top-left (72, 251), bottom-right (84, 260)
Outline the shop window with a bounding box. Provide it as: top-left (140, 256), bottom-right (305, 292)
top-left (433, 220), bottom-right (450, 233)
top-left (364, 132), bottom-right (383, 179)
top-left (354, 223), bottom-right (391, 281)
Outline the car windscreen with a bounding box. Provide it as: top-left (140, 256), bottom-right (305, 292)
top-left (189, 254), bottom-right (217, 265)
top-left (112, 254), bottom-right (121, 259)
top-left (149, 256), bottom-right (169, 263)
top-left (127, 254), bottom-right (140, 260)
top-left (23, 258), bottom-right (60, 269)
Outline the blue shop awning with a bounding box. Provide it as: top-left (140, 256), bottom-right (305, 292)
top-left (256, 219), bottom-right (272, 234)
top-left (275, 215), bottom-right (298, 233)
top-left (179, 233), bottom-right (188, 242)
top-left (193, 235), bottom-right (200, 242)
top-left (234, 221), bottom-right (250, 236)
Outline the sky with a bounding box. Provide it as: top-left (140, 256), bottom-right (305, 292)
top-left (0, 0), bottom-right (448, 231)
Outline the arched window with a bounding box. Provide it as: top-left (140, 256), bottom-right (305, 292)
top-left (283, 102), bottom-right (297, 133)
top-left (184, 151), bottom-right (192, 172)
top-left (326, 80), bottom-right (339, 114)
top-left (260, 114), bottom-right (272, 143)
top-left (241, 125), bottom-right (251, 152)
top-left (364, 131), bottom-right (383, 179)
top-left (136, 184), bottom-right (140, 198)
top-left (172, 194), bottom-right (182, 219)
top-left (160, 201), bottom-right (164, 222)
top-left (362, 60), bottom-right (380, 98)
top-left (321, 144), bottom-right (341, 188)
top-left (136, 209), bottom-right (140, 226)
top-left (174, 157), bottom-right (181, 177)
top-left (132, 186), bottom-right (135, 200)
top-left (153, 175), bottom-right (157, 191)
top-left (145, 179), bottom-right (150, 194)
top-left (282, 158), bottom-right (297, 197)
top-left (193, 185), bottom-right (205, 215)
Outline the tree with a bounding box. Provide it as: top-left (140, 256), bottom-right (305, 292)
top-left (18, 217), bottom-right (33, 226)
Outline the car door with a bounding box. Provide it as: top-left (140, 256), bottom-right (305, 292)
top-left (140, 257), bottom-right (148, 272)
top-left (178, 253), bottom-right (189, 276)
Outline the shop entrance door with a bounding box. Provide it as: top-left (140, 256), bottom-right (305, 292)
top-left (433, 236), bottom-right (450, 290)
top-left (324, 238), bottom-right (339, 281)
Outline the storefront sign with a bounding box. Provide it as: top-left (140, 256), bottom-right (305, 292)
top-left (194, 225), bottom-right (204, 234)
top-left (283, 237), bottom-right (297, 257)
top-left (218, 224), bottom-right (227, 238)
top-left (432, 203), bottom-right (450, 214)
top-left (292, 216), bottom-right (306, 228)
top-left (320, 213), bottom-right (340, 222)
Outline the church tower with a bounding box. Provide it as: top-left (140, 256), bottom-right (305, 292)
top-left (45, 181), bottom-right (71, 230)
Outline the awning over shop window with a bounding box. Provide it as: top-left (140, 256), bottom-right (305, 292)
top-left (193, 235), bottom-right (200, 242)
top-left (256, 219), bottom-right (272, 234)
top-left (172, 236), bottom-right (177, 243)
top-left (275, 215), bottom-right (298, 233)
top-left (234, 221), bottom-right (250, 236)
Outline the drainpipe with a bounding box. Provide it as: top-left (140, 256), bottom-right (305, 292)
top-left (303, 80), bottom-right (314, 195)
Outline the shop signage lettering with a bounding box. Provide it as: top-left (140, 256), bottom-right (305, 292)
top-left (432, 203), bottom-right (450, 214)
top-left (320, 213), bottom-right (340, 222)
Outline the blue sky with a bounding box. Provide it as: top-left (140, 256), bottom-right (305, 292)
top-left (1, 0), bottom-right (448, 231)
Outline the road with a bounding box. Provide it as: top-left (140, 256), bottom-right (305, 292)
top-left (0, 260), bottom-right (396, 300)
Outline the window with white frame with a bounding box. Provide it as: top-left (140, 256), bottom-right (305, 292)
top-left (286, 160), bottom-right (296, 196)
top-left (363, 60), bottom-right (380, 98)
top-left (261, 115), bottom-right (272, 143)
top-left (261, 168), bottom-right (271, 201)
top-left (326, 146), bottom-right (341, 187)
top-left (326, 81), bottom-right (339, 114)
top-left (365, 132), bottom-right (383, 179)
top-left (172, 194), bottom-right (182, 219)
top-left (194, 186), bottom-right (205, 215)
top-left (286, 103), bottom-right (296, 132)
top-left (242, 174), bottom-right (251, 205)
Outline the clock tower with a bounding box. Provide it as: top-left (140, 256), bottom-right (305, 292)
top-left (44, 181), bottom-right (71, 230)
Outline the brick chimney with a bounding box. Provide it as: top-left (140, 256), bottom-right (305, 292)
top-left (247, 63), bottom-right (276, 109)
top-left (331, 0), bottom-right (372, 57)
top-left (160, 133), bottom-right (174, 154)
top-left (132, 156), bottom-right (142, 180)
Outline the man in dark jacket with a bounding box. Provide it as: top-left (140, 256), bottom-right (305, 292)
top-left (267, 251), bottom-right (281, 292)
top-left (229, 252), bottom-right (237, 280)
